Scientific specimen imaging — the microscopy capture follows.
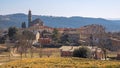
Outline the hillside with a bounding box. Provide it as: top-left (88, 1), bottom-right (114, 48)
top-left (0, 13), bottom-right (120, 32)
top-left (0, 57), bottom-right (120, 68)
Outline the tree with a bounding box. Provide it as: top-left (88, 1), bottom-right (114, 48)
top-left (84, 24), bottom-right (106, 46)
top-left (98, 36), bottom-right (108, 60)
top-left (83, 25), bottom-right (108, 60)
top-left (98, 30), bottom-right (108, 60)
top-left (22, 30), bottom-right (35, 58)
top-left (88, 34), bottom-right (94, 46)
top-left (8, 27), bottom-right (17, 40)
top-left (15, 33), bottom-right (26, 59)
top-left (60, 34), bottom-right (69, 45)
top-left (5, 37), bottom-right (11, 61)
top-left (73, 47), bottom-right (92, 58)
top-left (22, 30), bottom-right (35, 40)
top-left (52, 28), bottom-right (60, 43)
top-left (15, 30), bottom-right (35, 58)
top-left (21, 22), bottom-right (26, 28)
top-left (0, 36), bottom-right (6, 44)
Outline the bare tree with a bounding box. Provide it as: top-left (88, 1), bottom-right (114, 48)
top-left (5, 36), bottom-right (11, 61)
top-left (96, 27), bottom-right (108, 60)
top-left (22, 30), bottom-right (35, 58)
top-left (16, 33), bottom-right (27, 59)
top-left (84, 24), bottom-right (108, 60)
top-left (15, 30), bottom-right (35, 59)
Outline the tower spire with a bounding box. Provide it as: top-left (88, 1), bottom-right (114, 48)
top-left (28, 10), bottom-right (32, 27)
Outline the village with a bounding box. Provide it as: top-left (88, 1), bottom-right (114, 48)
top-left (0, 10), bottom-right (120, 64)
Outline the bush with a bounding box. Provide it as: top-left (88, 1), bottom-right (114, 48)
top-left (73, 47), bottom-right (92, 58)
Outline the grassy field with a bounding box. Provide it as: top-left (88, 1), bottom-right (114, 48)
top-left (0, 46), bottom-right (119, 68)
top-left (0, 48), bottom-right (61, 66)
top-left (0, 57), bottom-right (120, 68)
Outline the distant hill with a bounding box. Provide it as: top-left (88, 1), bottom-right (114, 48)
top-left (0, 13), bottom-right (120, 32)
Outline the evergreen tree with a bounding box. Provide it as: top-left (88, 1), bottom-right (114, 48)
top-left (8, 27), bottom-right (17, 39)
top-left (52, 28), bottom-right (59, 42)
top-left (21, 22), bottom-right (26, 28)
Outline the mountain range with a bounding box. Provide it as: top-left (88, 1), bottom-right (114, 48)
top-left (0, 13), bottom-right (120, 32)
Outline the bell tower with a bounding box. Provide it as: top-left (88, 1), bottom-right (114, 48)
top-left (28, 10), bottom-right (32, 27)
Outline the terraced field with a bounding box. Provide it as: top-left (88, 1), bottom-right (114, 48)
top-left (0, 57), bottom-right (120, 68)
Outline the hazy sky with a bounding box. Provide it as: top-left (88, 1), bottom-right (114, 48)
top-left (0, 0), bottom-right (120, 18)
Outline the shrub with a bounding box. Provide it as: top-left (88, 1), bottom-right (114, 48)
top-left (73, 46), bottom-right (92, 58)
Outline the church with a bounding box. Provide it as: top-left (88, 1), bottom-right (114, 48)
top-left (27, 10), bottom-right (53, 46)
top-left (28, 10), bottom-right (44, 28)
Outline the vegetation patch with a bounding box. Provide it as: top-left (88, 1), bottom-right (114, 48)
top-left (0, 57), bottom-right (120, 68)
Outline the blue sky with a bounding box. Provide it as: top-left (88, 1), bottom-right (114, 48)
top-left (0, 0), bottom-right (120, 18)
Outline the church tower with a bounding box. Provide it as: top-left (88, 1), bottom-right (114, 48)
top-left (28, 10), bottom-right (32, 27)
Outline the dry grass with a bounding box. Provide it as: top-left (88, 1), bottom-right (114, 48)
top-left (0, 47), bottom-right (119, 68)
top-left (0, 57), bottom-right (120, 68)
